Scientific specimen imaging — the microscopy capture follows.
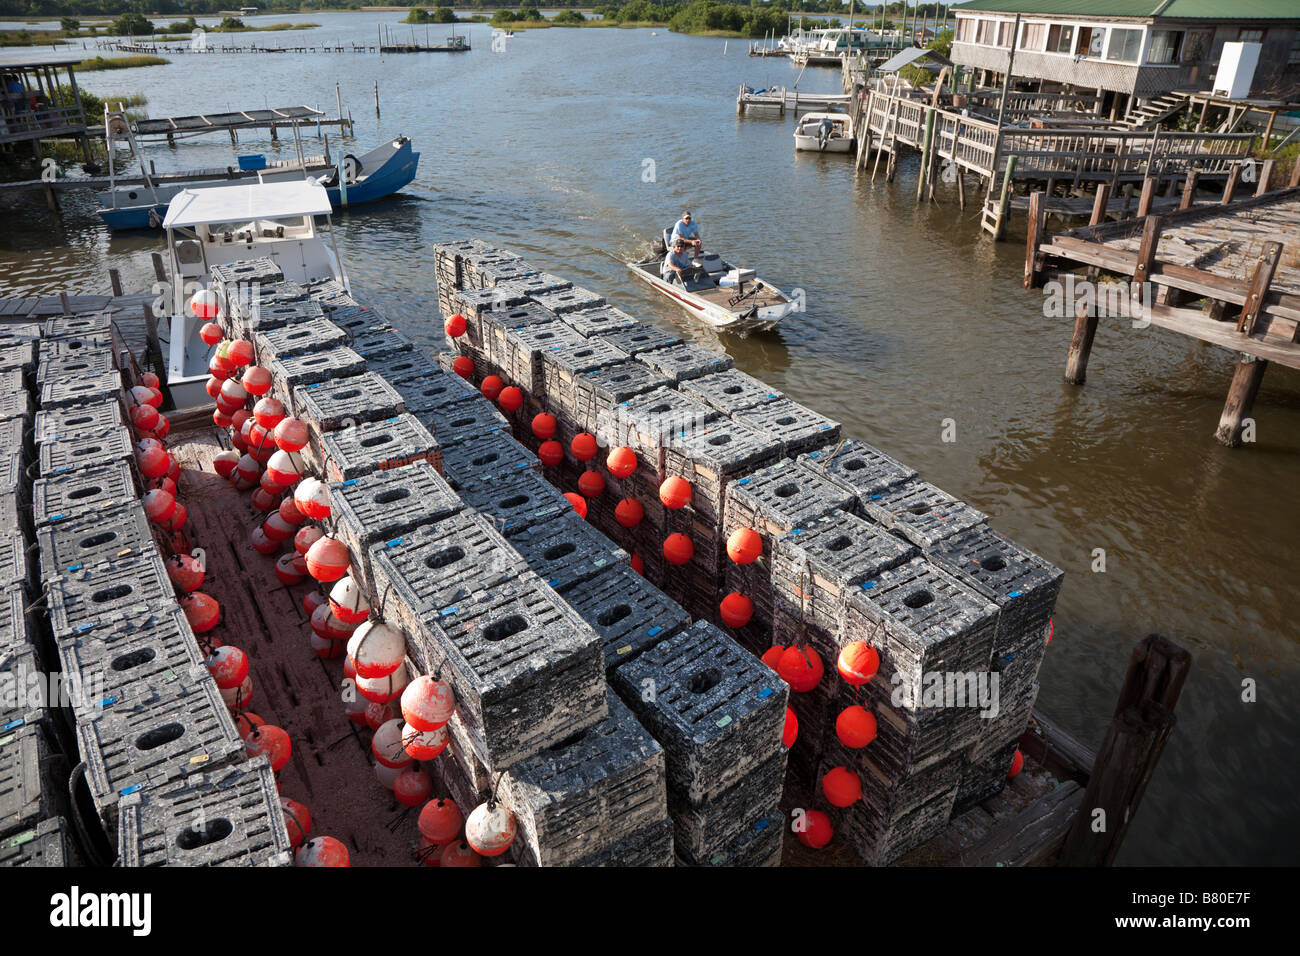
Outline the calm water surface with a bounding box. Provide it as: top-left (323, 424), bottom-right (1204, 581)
top-left (2, 14), bottom-right (1297, 865)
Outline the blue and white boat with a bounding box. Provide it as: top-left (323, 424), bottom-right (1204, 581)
top-left (95, 136), bottom-right (420, 230)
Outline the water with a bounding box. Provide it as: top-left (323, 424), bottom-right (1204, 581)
top-left (3, 13), bottom-right (1298, 866)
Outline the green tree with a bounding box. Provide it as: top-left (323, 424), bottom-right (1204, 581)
top-left (112, 12), bottom-right (154, 36)
top-left (60, 16), bottom-right (80, 34)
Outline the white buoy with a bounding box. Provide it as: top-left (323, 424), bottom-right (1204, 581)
top-left (346, 620), bottom-right (406, 679)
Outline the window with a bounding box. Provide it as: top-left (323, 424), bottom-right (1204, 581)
top-left (1238, 28), bottom-right (1263, 43)
top-left (1021, 22), bottom-right (1047, 51)
top-left (997, 20), bottom-right (1014, 48)
top-left (1047, 23), bottom-right (1075, 54)
top-left (1077, 26), bottom-right (1105, 58)
top-left (957, 18), bottom-right (976, 43)
top-left (1147, 30), bottom-right (1183, 64)
top-left (1183, 31), bottom-right (1211, 62)
top-left (977, 18), bottom-right (997, 46)
top-left (1107, 27), bottom-right (1142, 62)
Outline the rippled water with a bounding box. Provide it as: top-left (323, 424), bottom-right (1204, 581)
top-left (3, 13), bottom-right (1297, 865)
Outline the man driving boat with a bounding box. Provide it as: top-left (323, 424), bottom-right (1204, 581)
top-left (661, 238), bottom-right (695, 285)
top-left (670, 211), bottom-right (702, 254)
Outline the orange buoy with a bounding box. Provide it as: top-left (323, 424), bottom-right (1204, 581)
top-left (357, 662), bottom-right (410, 705)
top-left (577, 470), bottom-right (605, 498)
top-left (659, 475), bottom-right (691, 510)
top-left (836, 705), bottom-right (878, 749)
top-left (452, 355), bottom-right (474, 379)
top-left (836, 641), bottom-right (879, 687)
top-left (130, 404), bottom-right (159, 433)
top-left (364, 699), bottom-right (399, 732)
top-left (439, 841), bottom-right (481, 867)
top-left (218, 378), bottom-right (248, 411)
top-left (291, 553), bottom-right (308, 577)
top-left (294, 477), bottom-right (331, 520)
top-left (296, 836), bottom-right (350, 867)
top-left (418, 798), bottom-right (463, 845)
top-left (564, 492), bottom-right (587, 519)
top-left (263, 513), bottom-right (296, 543)
top-left (266, 449), bottom-right (305, 487)
top-left (480, 375), bottom-right (504, 401)
top-left (606, 446), bottom-right (637, 479)
top-left (310, 633), bottom-right (345, 659)
top-left (146, 475), bottom-right (177, 498)
top-left (206, 645), bottom-right (249, 690)
top-left (328, 574), bottom-right (370, 625)
top-left (245, 724), bottom-right (291, 772)
top-left (571, 432), bottom-right (598, 462)
top-left (260, 467), bottom-right (286, 493)
top-left (305, 535), bottom-right (350, 582)
top-left (200, 320), bottom-right (224, 345)
top-left (498, 385), bottom-right (524, 413)
top-left (302, 589), bottom-right (327, 618)
top-left (182, 592), bottom-right (220, 633)
top-left (796, 809), bottom-right (833, 849)
top-left (531, 413), bottom-right (556, 440)
top-left (782, 706), bottom-right (798, 747)
top-left (663, 533), bottom-right (693, 566)
top-left (615, 497), bottom-right (643, 528)
top-left (394, 768), bottom-right (433, 807)
top-left (205, 375), bottom-right (223, 399)
top-left (340, 679), bottom-right (367, 724)
top-left (241, 365), bottom-right (272, 396)
top-left (190, 289), bottom-right (221, 320)
top-left (227, 339), bottom-right (255, 367)
top-left (275, 552), bottom-right (305, 586)
top-left (208, 356), bottom-right (233, 381)
top-left (778, 645), bottom-right (824, 693)
top-left (444, 313), bottom-right (467, 337)
top-left (250, 490), bottom-right (279, 517)
top-left (372, 719), bottom-right (414, 769)
top-left (137, 370), bottom-right (160, 389)
top-left (538, 440), bottom-right (563, 467)
top-left (761, 645), bottom-right (786, 671)
top-left (152, 414), bottom-right (171, 441)
top-left (249, 525), bottom-right (279, 555)
top-left (235, 453), bottom-right (261, 486)
top-left (220, 675), bottom-right (253, 711)
top-left (347, 620), bottom-right (406, 679)
top-left (166, 501), bottom-right (188, 532)
top-left (135, 439), bottom-right (171, 479)
top-left (142, 489), bottom-right (176, 524)
top-left (719, 592), bottom-right (754, 628)
top-left (294, 525), bottom-right (324, 557)
top-left (401, 722), bottom-right (449, 761)
top-left (231, 411), bottom-right (251, 436)
top-left (166, 553), bottom-right (205, 592)
top-left (252, 398), bottom-right (285, 432)
top-left (401, 674), bottom-right (455, 731)
top-left (278, 496), bottom-right (306, 526)
top-left (234, 712), bottom-right (265, 740)
top-left (1009, 749), bottom-right (1024, 779)
top-left (213, 409), bottom-right (233, 429)
top-left (822, 766), bottom-right (862, 808)
top-left (281, 797), bottom-right (312, 849)
top-left (311, 605), bottom-right (356, 642)
top-left (466, 802), bottom-right (517, 857)
top-left (274, 417), bottom-right (309, 453)
top-left (727, 527), bottom-right (763, 565)
top-left (629, 553), bottom-right (643, 576)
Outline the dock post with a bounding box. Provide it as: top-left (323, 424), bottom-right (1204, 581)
top-left (1064, 296), bottom-right (1099, 386)
top-left (1236, 241), bottom-right (1281, 335)
top-left (993, 155), bottom-right (1016, 240)
top-left (142, 303), bottom-right (164, 383)
top-left (1059, 635), bottom-right (1189, 866)
top-left (1089, 181), bottom-right (1111, 225)
top-left (1136, 175), bottom-right (1156, 218)
top-left (1179, 170), bottom-right (1198, 210)
top-left (1023, 190), bottom-right (1046, 289)
top-left (916, 110), bottom-right (935, 202)
top-left (1291, 159), bottom-right (1300, 189)
top-left (1215, 356), bottom-right (1268, 447)
top-left (151, 253), bottom-right (166, 284)
top-left (108, 268), bottom-right (123, 298)
top-left (1220, 162), bottom-right (1240, 204)
top-left (1254, 158), bottom-right (1274, 197)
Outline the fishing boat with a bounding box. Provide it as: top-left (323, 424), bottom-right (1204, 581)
top-left (159, 179), bottom-right (349, 408)
top-left (627, 231), bottom-right (796, 332)
top-left (794, 112), bottom-right (855, 153)
top-left (95, 135), bottom-right (420, 230)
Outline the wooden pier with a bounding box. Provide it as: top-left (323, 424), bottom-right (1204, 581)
top-left (1026, 174), bottom-right (1300, 447)
top-left (131, 105), bottom-right (352, 145)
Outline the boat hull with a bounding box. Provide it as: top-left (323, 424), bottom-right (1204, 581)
top-left (794, 135), bottom-right (853, 153)
top-left (627, 263), bottom-right (792, 332)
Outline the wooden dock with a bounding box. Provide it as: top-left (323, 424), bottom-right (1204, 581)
top-left (1026, 176), bottom-right (1300, 447)
top-left (736, 84), bottom-right (852, 116)
top-left (131, 105), bottom-right (351, 145)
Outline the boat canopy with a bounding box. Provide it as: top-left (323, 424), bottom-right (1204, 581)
top-left (163, 180), bottom-right (332, 229)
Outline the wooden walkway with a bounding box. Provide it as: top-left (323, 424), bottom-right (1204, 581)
top-left (1027, 183), bottom-right (1300, 447)
top-left (0, 291), bottom-right (155, 357)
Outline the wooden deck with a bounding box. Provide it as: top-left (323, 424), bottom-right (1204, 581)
top-left (170, 420), bottom-right (421, 866)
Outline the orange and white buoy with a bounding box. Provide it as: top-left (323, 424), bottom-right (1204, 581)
top-left (294, 526), bottom-right (323, 557)
top-left (328, 573), bottom-right (370, 625)
top-left (294, 477), bottom-right (331, 520)
top-left (280, 797), bottom-right (312, 849)
top-left (439, 841), bottom-right (481, 867)
top-left (190, 289), bottom-right (221, 320)
top-left (166, 553), bottom-right (205, 592)
top-left (205, 645), bottom-right (249, 690)
top-left (142, 489), bottom-right (176, 525)
top-left (274, 552), bottom-right (305, 586)
top-left (220, 675), bottom-right (254, 712)
top-left (241, 365), bottom-right (272, 396)
top-left (418, 798), bottom-right (463, 846)
top-left (400, 722), bottom-right (449, 761)
top-left (400, 674), bottom-right (455, 731)
top-left (346, 620), bottom-right (406, 679)
top-left (266, 449), bottom-right (305, 487)
top-left (296, 836), bottom-right (350, 867)
top-left (356, 661), bottom-right (410, 704)
top-left (465, 801), bottom-right (517, 857)
top-left (212, 450), bottom-right (239, 479)
top-left (244, 724), bottom-right (291, 772)
top-left (371, 718), bottom-right (414, 769)
top-left (249, 525), bottom-right (279, 555)
top-left (273, 417), bottom-right (309, 453)
top-left (394, 767), bottom-right (433, 807)
top-left (305, 535), bottom-right (349, 582)
top-left (262, 512), bottom-right (296, 543)
top-left (252, 396), bottom-right (286, 430)
top-left (181, 592), bottom-right (221, 633)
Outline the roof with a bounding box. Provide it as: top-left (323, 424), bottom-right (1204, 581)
top-left (951, 0), bottom-right (1300, 19)
top-left (163, 181), bottom-right (331, 229)
top-left (879, 47), bottom-right (955, 72)
top-left (0, 51), bottom-right (87, 70)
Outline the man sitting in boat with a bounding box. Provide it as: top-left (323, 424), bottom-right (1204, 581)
top-left (661, 239), bottom-right (696, 285)
top-left (670, 211), bottom-right (702, 253)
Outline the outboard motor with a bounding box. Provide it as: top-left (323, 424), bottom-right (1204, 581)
top-left (817, 118), bottom-right (833, 150)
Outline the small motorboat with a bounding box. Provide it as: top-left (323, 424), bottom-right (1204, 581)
top-left (158, 179), bottom-right (349, 408)
top-left (627, 230), bottom-right (796, 332)
top-left (794, 112), bottom-right (854, 153)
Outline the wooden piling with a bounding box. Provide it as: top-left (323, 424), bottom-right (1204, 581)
top-left (151, 252), bottom-right (166, 284)
top-left (1090, 181), bottom-right (1111, 226)
top-left (109, 268), bottom-right (123, 297)
top-left (1215, 356), bottom-right (1268, 446)
top-left (1064, 296), bottom-right (1100, 386)
top-left (1060, 634), bottom-right (1189, 867)
top-left (916, 110), bottom-right (935, 202)
top-left (1254, 158), bottom-right (1274, 197)
top-left (1136, 176), bottom-right (1156, 218)
top-left (1220, 162), bottom-right (1240, 204)
top-left (1179, 170), bottom-right (1199, 211)
top-left (993, 156), bottom-right (1016, 240)
top-left (1236, 241), bottom-right (1281, 335)
top-left (1024, 190), bottom-right (1046, 289)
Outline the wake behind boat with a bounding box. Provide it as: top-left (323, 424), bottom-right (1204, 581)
top-left (628, 227), bottom-right (796, 332)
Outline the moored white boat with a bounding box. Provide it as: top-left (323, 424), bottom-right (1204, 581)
top-left (794, 112), bottom-right (855, 153)
top-left (627, 232), bottom-right (795, 333)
